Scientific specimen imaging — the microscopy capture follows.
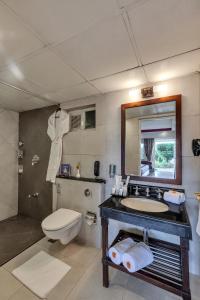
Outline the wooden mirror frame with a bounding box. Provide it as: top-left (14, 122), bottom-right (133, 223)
top-left (121, 94), bottom-right (182, 185)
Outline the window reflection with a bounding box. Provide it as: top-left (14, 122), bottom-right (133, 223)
top-left (125, 101), bottom-right (176, 180)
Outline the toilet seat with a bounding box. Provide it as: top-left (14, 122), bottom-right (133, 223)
top-left (42, 208), bottom-right (82, 231)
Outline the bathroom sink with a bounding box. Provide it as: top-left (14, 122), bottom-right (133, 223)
top-left (121, 197), bottom-right (169, 213)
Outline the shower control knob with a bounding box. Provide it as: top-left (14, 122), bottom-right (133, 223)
top-left (28, 193), bottom-right (39, 198)
top-left (33, 193), bottom-right (39, 198)
top-left (157, 189), bottom-right (163, 199)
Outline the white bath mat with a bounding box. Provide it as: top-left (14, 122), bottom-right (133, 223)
top-left (12, 251), bottom-right (71, 299)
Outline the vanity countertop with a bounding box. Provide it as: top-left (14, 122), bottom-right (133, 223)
top-left (99, 196), bottom-right (192, 239)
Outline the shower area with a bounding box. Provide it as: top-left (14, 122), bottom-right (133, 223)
top-left (0, 106), bottom-right (56, 266)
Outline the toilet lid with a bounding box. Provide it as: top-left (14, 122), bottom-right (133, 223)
top-left (42, 208), bottom-right (82, 231)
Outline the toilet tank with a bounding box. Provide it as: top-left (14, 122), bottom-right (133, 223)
top-left (53, 178), bottom-right (105, 248)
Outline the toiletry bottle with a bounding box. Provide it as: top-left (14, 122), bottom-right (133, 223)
top-left (112, 186), bottom-right (116, 195)
top-left (119, 187), bottom-right (123, 196)
top-left (123, 186), bottom-right (127, 197)
top-left (76, 163), bottom-right (81, 178)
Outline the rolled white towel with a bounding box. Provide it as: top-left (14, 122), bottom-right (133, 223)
top-left (122, 242), bottom-right (154, 273)
top-left (108, 238), bottom-right (135, 265)
top-left (164, 190), bottom-right (185, 204)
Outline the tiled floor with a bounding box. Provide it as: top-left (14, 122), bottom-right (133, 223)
top-left (0, 238), bottom-right (199, 300)
top-left (0, 215), bottom-right (44, 266)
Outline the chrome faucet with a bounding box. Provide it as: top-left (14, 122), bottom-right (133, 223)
top-left (146, 187), bottom-right (150, 197)
top-left (157, 189), bottom-right (163, 199)
top-left (135, 186), bottom-right (140, 196)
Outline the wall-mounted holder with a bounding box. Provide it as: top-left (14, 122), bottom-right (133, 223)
top-left (85, 211), bottom-right (97, 226)
top-left (94, 161), bottom-right (100, 177)
top-left (32, 155), bottom-right (40, 166)
top-left (192, 139), bottom-right (200, 156)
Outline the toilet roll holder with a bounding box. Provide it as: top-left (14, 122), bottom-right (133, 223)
top-left (85, 211), bottom-right (97, 225)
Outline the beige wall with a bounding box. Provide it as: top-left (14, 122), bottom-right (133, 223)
top-left (0, 109), bottom-right (18, 221)
top-left (61, 73), bottom-right (200, 276)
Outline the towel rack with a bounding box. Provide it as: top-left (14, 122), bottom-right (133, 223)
top-left (143, 228), bottom-right (149, 244)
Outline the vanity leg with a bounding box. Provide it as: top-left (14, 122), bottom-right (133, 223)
top-left (101, 217), bottom-right (109, 288)
top-left (180, 238), bottom-right (191, 300)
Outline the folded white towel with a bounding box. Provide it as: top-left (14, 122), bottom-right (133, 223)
top-left (122, 242), bottom-right (154, 273)
top-left (196, 204), bottom-right (200, 236)
top-left (108, 238), bottom-right (135, 265)
top-left (164, 190), bottom-right (185, 205)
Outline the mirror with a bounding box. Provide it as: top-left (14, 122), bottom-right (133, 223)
top-left (121, 95), bottom-right (182, 184)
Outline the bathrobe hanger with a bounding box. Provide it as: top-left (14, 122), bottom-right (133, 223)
top-left (55, 105), bottom-right (61, 118)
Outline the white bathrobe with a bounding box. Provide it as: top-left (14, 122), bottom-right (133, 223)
top-left (46, 110), bottom-right (69, 183)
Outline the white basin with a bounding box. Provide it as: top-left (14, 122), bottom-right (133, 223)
top-left (121, 197), bottom-right (169, 213)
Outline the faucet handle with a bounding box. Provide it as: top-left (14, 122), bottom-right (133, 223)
top-left (135, 186), bottom-right (140, 196)
top-left (156, 188), bottom-right (163, 199)
top-left (146, 187), bottom-right (150, 197)
top-left (33, 193), bottom-right (39, 198)
top-left (27, 193), bottom-right (39, 199)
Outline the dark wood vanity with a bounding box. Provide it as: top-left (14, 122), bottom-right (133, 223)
top-left (99, 185), bottom-right (192, 300)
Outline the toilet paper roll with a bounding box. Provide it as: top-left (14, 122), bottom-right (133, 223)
top-left (86, 219), bottom-right (94, 226)
top-left (85, 212), bottom-right (96, 226)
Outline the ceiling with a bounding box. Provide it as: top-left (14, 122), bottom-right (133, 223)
top-left (0, 0), bottom-right (199, 112)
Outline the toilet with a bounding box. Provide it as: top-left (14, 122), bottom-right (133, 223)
top-left (41, 208), bottom-right (82, 245)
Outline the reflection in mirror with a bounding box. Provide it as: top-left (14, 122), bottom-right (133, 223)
top-left (122, 96), bottom-right (182, 184)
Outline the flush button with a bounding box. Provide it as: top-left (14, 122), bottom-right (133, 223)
top-left (84, 189), bottom-right (91, 197)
